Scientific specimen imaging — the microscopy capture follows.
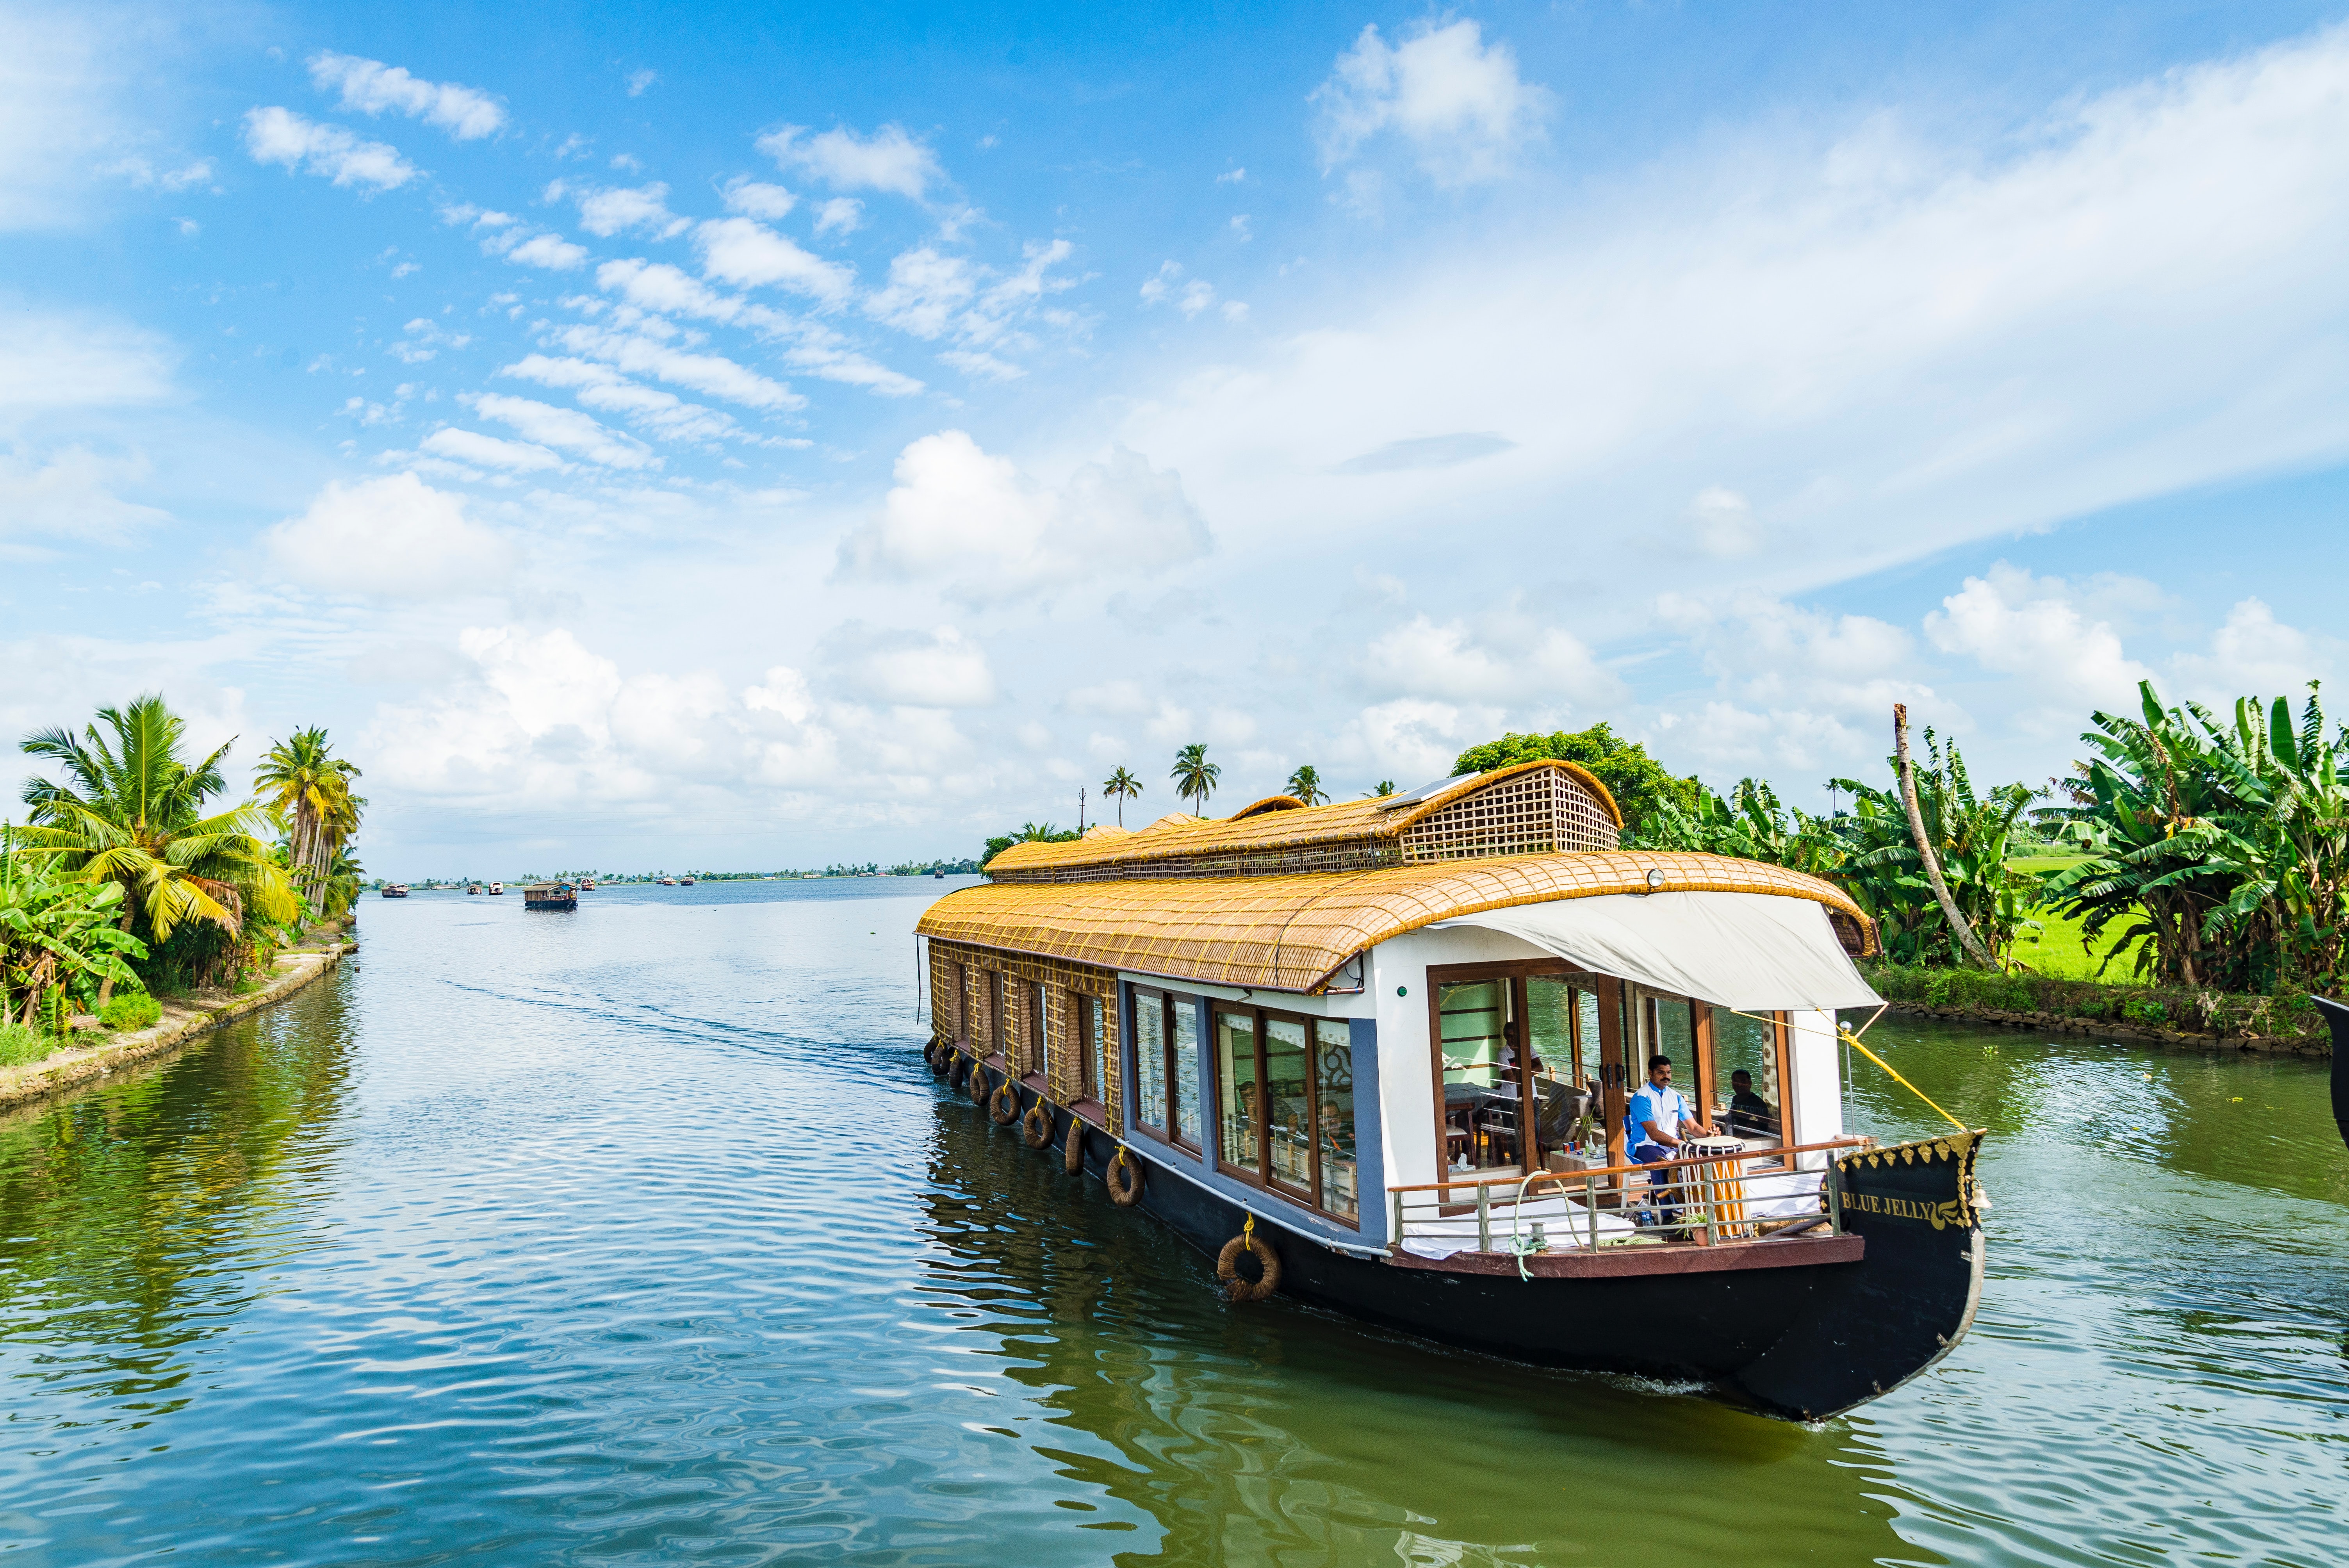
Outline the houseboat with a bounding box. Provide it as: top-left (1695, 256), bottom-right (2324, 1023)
top-left (523, 880), bottom-right (578, 911)
top-left (915, 761), bottom-right (1987, 1421)
top-left (380, 883), bottom-right (409, 898)
top-left (488, 882), bottom-right (504, 895)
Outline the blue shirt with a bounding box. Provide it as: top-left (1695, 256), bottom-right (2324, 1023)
top-left (1627, 1082), bottom-right (1691, 1153)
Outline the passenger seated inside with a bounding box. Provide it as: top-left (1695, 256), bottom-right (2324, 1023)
top-left (1626, 1054), bottom-right (1711, 1228)
top-left (1726, 1069), bottom-right (1779, 1139)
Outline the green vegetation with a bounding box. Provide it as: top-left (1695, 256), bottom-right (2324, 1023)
top-left (1453, 723), bottom-right (1702, 835)
top-left (982, 821), bottom-right (1080, 867)
top-left (0, 1020), bottom-right (52, 1068)
top-left (1101, 766), bottom-right (1143, 826)
top-left (100, 991), bottom-right (162, 1032)
top-left (11, 694), bottom-right (363, 1005)
top-left (1863, 962), bottom-right (2317, 1041)
top-left (1365, 780), bottom-right (1397, 798)
top-left (1171, 743), bottom-right (1219, 814)
top-left (1284, 764), bottom-right (1328, 805)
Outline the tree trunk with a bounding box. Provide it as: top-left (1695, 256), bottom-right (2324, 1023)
top-left (1894, 704), bottom-right (1998, 970)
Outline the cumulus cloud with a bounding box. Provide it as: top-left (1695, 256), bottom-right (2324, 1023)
top-left (865, 247), bottom-right (974, 337)
top-left (242, 107), bottom-right (417, 190)
top-left (1357, 612), bottom-right (1621, 708)
top-left (265, 474), bottom-right (519, 597)
top-left (694, 217), bottom-right (855, 304)
top-left (308, 52), bottom-right (507, 140)
top-left (720, 177), bottom-right (797, 219)
top-left (821, 624), bottom-right (997, 707)
top-left (756, 123), bottom-right (943, 198)
top-left (548, 179), bottom-right (690, 239)
top-left (418, 426), bottom-right (567, 473)
top-left (1925, 564), bottom-right (2153, 723)
top-left (836, 431), bottom-right (1213, 604)
top-left (813, 197), bottom-right (864, 236)
top-left (1311, 19), bottom-right (1552, 185)
top-left (504, 231), bottom-right (590, 270)
top-left (551, 322), bottom-right (806, 410)
top-left (499, 354), bottom-right (745, 445)
top-left (2168, 598), bottom-right (2338, 708)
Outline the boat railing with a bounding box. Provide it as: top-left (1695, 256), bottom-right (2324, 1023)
top-left (1386, 1137), bottom-right (1871, 1258)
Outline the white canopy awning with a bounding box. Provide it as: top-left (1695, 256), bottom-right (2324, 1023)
top-left (1430, 890), bottom-right (1881, 1011)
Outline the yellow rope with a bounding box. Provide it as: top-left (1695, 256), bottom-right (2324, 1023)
top-left (1242, 1213), bottom-right (1255, 1251)
top-left (1839, 1026), bottom-right (1967, 1131)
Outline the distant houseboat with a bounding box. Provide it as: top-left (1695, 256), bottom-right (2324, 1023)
top-left (467, 884), bottom-right (483, 895)
top-left (488, 882), bottom-right (504, 895)
top-left (916, 761), bottom-right (1987, 1422)
top-left (679, 876), bottom-right (695, 886)
top-left (380, 883), bottom-right (409, 898)
top-left (523, 880), bottom-right (578, 911)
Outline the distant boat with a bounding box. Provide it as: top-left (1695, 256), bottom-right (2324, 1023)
top-left (380, 883), bottom-right (409, 898)
top-left (679, 876), bottom-right (695, 886)
top-left (524, 880), bottom-right (578, 912)
top-left (467, 884), bottom-right (483, 895)
top-left (488, 882), bottom-right (504, 895)
top-left (658, 876), bottom-right (677, 886)
top-left (934, 869), bottom-right (946, 879)
top-left (578, 878), bottom-right (595, 890)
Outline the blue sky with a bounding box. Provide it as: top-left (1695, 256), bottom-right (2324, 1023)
top-left (5, 0), bottom-right (2347, 873)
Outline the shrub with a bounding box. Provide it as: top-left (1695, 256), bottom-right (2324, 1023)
top-left (2121, 996), bottom-right (2168, 1025)
top-left (0, 1021), bottom-right (54, 1068)
top-left (101, 991), bottom-right (162, 1032)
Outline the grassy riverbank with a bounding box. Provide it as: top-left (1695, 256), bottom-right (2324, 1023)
top-left (1863, 960), bottom-right (2326, 1051)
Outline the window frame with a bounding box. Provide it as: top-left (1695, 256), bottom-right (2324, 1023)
top-left (1208, 999), bottom-right (1360, 1228)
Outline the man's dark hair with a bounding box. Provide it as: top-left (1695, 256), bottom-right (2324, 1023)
top-left (1646, 1055), bottom-right (1671, 1071)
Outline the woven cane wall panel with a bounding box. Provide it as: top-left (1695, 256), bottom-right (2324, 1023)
top-left (1398, 768), bottom-right (1620, 862)
top-left (929, 937), bottom-right (1123, 1119)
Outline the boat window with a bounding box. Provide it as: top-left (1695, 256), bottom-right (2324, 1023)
top-left (1134, 988), bottom-right (1169, 1137)
top-left (1214, 1008), bottom-right (1261, 1174)
top-left (1438, 978), bottom-right (1522, 1178)
top-left (1711, 1007), bottom-right (1785, 1146)
top-left (1028, 982), bottom-right (1050, 1078)
top-left (941, 962), bottom-right (964, 1037)
top-left (1264, 1017), bottom-right (1312, 1197)
top-left (1171, 999), bottom-right (1200, 1148)
top-left (1078, 994), bottom-right (1103, 1103)
top-left (1313, 1021), bottom-right (1357, 1219)
top-left (1524, 976), bottom-right (1594, 1173)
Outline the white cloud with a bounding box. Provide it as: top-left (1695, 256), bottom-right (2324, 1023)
top-left (110, 157), bottom-right (214, 192)
top-left (756, 123), bottom-right (943, 198)
top-left (505, 231), bottom-right (590, 270)
top-left (1344, 698), bottom-right (1505, 784)
top-left (0, 445), bottom-right (170, 547)
top-left (1311, 19), bottom-right (1552, 185)
top-left (866, 247), bottom-right (974, 337)
top-left (822, 624), bottom-right (998, 707)
top-left (0, 310), bottom-right (173, 410)
top-left (1357, 613), bottom-right (1620, 707)
top-left (2169, 598), bottom-right (2338, 707)
top-left (720, 177), bottom-right (797, 219)
top-left (1925, 564), bottom-right (2153, 723)
top-left (242, 107), bottom-right (417, 191)
top-left (939, 348), bottom-right (1023, 381)
top-left (1139, 260), bottom-right (1214, 317)
top-left (308, 52), bottom-right (507, 140)
top-left (836, 431), bottom-right (1212, 604)
top-left (549, 179), bottom-right (690, 239)
top-left (626, 69), bottom-right (659, 98)
top-left (551, 322), bottom-right (807, 410)
top-left (813, 197), bottom-right (864, 236)
top-left (499, 354), bottom-right (744, 444)
top-left (463, 392), bottom-right (658, 469)
top-left (266, 474), bottom-right (519, 597)
top-left (418, 427), bottom-right (568, 473)
top-left (694, 217), bottom-right (855, 305)
top-left (1686, 487), bottom-right (1761, 558)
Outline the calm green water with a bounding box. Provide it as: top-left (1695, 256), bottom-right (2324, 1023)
top-left (0, 881), bottom-right (2342, 1566)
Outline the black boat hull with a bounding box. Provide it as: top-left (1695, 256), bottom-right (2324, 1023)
top-left (2311, 996), bottom-right (2349, 1151)
top-left (954, 1053), bottom-right (1985, 1421)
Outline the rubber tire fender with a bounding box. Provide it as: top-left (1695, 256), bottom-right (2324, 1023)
top-left (968, 1062), bottom-right (992, 1106)
top-left (1022, 1099), bottom-right (1054, 1148)
top-left (1217, 1232), bottom-right (1281, 1303)
top-left (989, 1078), bottom-right (1022, 1125)
top-left (1105, 1146), bottom-right (1144, 1207)
top-left (1064, 1116), bottom-right (1086, 1174)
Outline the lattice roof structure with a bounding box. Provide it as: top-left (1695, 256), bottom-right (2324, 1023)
top-left (989, 761), bottom-right (1625, 883)
top-left (917, 850), bottom-right (1877, 993)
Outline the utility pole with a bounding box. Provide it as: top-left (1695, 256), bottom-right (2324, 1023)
top-left (1078, 785), bottom-right (1087, 833)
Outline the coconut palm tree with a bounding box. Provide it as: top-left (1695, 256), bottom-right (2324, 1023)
top-left (17, 696), bottom-right (297, 962)
top-left (1101, 766), bottom-right (1143, 826)
top-left (1365, 780), bottom-right (1398, 798)
top-left (1171, 744), bottom-right (1220, 816)
top-left (255, 727), bottom-right (365, 919)
top-left (1284, 764), bottom-right (1329, 805)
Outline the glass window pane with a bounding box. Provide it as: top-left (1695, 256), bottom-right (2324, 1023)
top-left (1440, 979), bottom-right (1518, 1173)
top-left (1713, 1009), bottom-right (1782, 1142)
top-left (1265, 1017), bottom-right (1312, 1194)
top-left (1031, 982), bottom-right (1050, 1076)
top-left (1082, 997), bottom-right (1101, 1101)
top-left (1313, 1020), bottom-right (1356, 1218)
top-left (1525, 977), bottom-right (1587, 1170)
top-left (1135, 990), bottom-right (1167, 1132)
top-left (1215, 1010), bottom-right (1260, 1172)
top-left (1173, 998), bottom-right (1200, 1145)
top-left (1438, 980), bottom-right (1504, 1088)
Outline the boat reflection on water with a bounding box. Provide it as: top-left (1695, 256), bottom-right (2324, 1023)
top-left (911, 1098), bottom-right (1923, 1564)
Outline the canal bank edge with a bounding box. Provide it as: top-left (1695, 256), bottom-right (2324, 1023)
top-left (1864, 962), bottom-right (2328, 1057)
top-left (0, 919), bottom-right (358, 1113)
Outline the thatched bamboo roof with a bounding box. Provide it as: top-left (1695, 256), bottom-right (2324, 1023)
top-left (918, 850), bottom-right (1875, 992)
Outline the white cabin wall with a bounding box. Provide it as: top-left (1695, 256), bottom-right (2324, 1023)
top-left (1786, 1007), bottom-right (1844, 1164)
top-left (1368, 926), bottom-right (1556, 1196)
